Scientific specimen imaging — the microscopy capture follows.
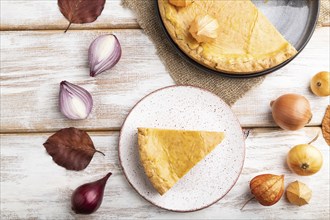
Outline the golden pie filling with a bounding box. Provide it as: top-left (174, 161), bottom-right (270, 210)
top-left (138, 128), bottom-right (225, 195)
top-left (158, 0), bottom-right (298, 74)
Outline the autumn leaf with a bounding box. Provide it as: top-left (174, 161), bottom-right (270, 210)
top-left (43, 127), bottom-right (104, 171)
top-left (322, 105), bottom-right (330, 146)
top-left (58, 0), bottom-right (106, 33)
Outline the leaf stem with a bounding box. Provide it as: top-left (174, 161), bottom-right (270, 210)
top-left (95, 150), bottom-right (105, 156)
top-left (64, 22), bottom-right (72, 33)
top-left (308, 131), bottom-right (320, 145)
top-left (240, 197), bottom-right (255, 210)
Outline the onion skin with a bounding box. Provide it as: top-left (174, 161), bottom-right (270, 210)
top-left (71, 172), bottom-right (111, 214)
top-left (270, 94), bottom-right (312, 130)
top-left (59, 81), bottom-right (93, 120)
top-left (287, 144), bottom-right (323, 176)
top-left (250, 174), bottom-right (284, 206)
top-left (88, 34), bottom-right (121, 77)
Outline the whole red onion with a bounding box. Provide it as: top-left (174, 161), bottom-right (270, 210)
top-left (71, 172), bottom-right (111, 214)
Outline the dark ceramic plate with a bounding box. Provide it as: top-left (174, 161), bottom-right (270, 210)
top-left (156, 0), bottom-right (320, 78)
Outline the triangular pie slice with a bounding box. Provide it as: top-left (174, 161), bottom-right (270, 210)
top-left (158, 0), bottom-right (298, 74)
top-left (138, 128), bottom-right (225, 195)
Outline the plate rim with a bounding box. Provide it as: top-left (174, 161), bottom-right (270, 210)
top-left (118, 85), bottom-right (246, 212)
top-left (155, 0), bottom-right (320, 78)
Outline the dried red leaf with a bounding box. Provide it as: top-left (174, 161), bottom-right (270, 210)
top-left (43, 127), bottom-right (104, 171)
top-left (58, 0), bottom-right (106, 33)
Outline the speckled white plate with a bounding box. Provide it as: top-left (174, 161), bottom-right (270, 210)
top-left (119, 86), bottom-right (245, 212)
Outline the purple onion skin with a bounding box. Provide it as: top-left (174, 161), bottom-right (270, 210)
top-left (59, 81), bottom-right (93, 120)
top-left (71, 172), bottom-right (112, 214)
top-left (89, 34), bottom-right (122, 77)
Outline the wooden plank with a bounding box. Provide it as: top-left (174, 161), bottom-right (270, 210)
top-left (0, 0), bottom-right (138, 30)
top-left (0, 29), bottom-right (173, 132)
top-left (1, 0), bottom-right (330, 31)
top-left (1, 127), bottom-right (329, 219)
top-left (232, 26), bottom-right (330, 127)
top-left (1, 28), bottom-right (329, 132)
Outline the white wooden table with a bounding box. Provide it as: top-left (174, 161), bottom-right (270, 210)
top-left (1, 1), bottom-right (329, 219)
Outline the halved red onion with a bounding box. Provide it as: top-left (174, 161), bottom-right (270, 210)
top-left (59, 81), bottom-right (93, 120)
top-left (88, 34), bottom-right (122, 77)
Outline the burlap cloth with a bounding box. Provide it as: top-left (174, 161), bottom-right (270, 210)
top-left (122, 0), bottom-right (330, 106)
top-left (319, 0), bottom-right (330, 27)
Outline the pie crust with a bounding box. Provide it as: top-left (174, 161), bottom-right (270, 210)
top-left (158, 0), bottom-right (298, 74)
top-left (138, 127), bottom-right (225, 195)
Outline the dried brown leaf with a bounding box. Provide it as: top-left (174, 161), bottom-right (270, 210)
top-left (58, 0), bottom-right (106, 32)
top-left (43, 127), bottom-right (104, 171)
top-left (322, 105), bottom-right (330, 146)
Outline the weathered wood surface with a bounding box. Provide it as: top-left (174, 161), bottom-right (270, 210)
top-left (1, 128), bottom-right (329, 219)
top-left (0, 0), bottom-right (138, 30)
top-left (1, 0), bottom-right (329, 31)
top-left (1, 28), bottom-right (329, 132)
top-left (1, 0), bottom-right (329, 219)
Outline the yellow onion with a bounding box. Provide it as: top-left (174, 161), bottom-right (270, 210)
top-left (287, 133), bottom-right (323, 176)
top-left (286, 181), bottom-right (312, 206)
top-left (270, 94), bottom-right (312, 130)
top-left (241, 174), bottom-right (284, 209)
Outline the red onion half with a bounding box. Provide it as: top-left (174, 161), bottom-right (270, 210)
top-left (88, 34), bottom-right (122, 77)
top-left (59, 81), bottom-right (93, 120)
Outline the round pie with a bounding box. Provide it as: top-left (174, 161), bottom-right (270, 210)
top-left (158, 0), bottom-right (298, 74)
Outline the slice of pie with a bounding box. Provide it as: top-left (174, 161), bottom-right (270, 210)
top-left (138, 127), bottom-right (225, 195)
top-left (158, 0), bottom-right (298, 74)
